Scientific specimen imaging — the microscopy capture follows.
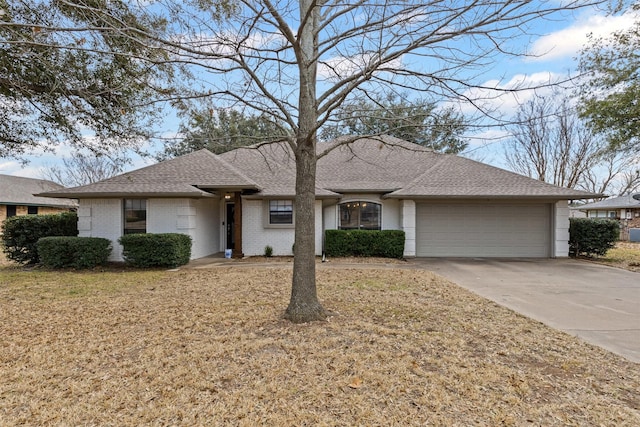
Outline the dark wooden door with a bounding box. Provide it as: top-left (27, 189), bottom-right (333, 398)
top-left (226, 203), bottom-right (235, 250)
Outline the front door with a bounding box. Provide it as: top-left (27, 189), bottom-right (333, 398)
top-left (226, 203), bottom-right (235, 250)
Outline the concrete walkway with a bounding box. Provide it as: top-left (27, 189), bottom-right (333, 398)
top-left (413, 258), bottom-right (640, 363)
top-left (187, 255), bottom-right (640, 363)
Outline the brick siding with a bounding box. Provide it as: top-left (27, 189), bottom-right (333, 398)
top-left (0, 204), bottom-right (71, 226)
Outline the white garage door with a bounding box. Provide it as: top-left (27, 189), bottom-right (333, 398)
top-left (416, 203), bottom-right (551, 257)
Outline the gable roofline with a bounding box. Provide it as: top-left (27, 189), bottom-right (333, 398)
top-left (316, 136), bottom-right (600, 200)
top-left (37, 149), bottom-right (261, 199)
top-left (384, 194), bottom-right (593, 200)
top-left (37, 189), bottom-right (217, 199)
top-left (37, 137), bottom-right (603, 202)
top-left (327, 188), bottom-right (399, 194)
top-left (242, 192), bottom-right (341, 200)
top-left (573, 194), bottom-right (640, 210)
top-left (0, 174), bottom-right (78, 207)
top-left (204, 149), bottom-right (262, 190)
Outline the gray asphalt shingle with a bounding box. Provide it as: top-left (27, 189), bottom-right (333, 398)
top-left (575, 194), bottom-right (640, 210)
top-left (317, 136), bottom-right (594, 199)
top-left (0, 174), bottom-right (77, 207)
top-left (37, 136), bottom-right (598, 200)
top-left (39, 149), bottom-right (259, 198)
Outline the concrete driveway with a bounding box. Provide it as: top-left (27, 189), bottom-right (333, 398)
top-left (413, 258), bottom-right (640, 363)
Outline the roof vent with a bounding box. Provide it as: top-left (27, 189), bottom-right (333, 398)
top-left (633, 193), bottom-right (640, 201)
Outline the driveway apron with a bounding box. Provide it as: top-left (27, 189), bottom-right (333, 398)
top-left (413, 258), bottom-right (640, 363)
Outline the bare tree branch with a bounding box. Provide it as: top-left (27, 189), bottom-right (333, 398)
top-left (505, 92), bottom-right (639, 196)
top-left (3, 0), bottom-right (606, 323)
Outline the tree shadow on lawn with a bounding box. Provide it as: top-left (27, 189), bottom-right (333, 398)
top-left (0, 267), bottom-right (638, 425)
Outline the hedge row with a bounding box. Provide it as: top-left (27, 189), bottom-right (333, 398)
top-left (119, 233), bottom-right (192, 268)
top-left (1, 212), bottom-right (78, 264)
top-left (569, 218), bottom-right (619, 257)
top-left (325, 229), bottom-right (405, 259)
top-left (37, 236), bottom-right (112, 269)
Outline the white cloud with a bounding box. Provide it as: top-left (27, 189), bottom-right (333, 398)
top-left (454, 71), bottom-right (564, 116)
top-left (465, 128), bottom-right (511, 149)
top-left (0, 133), bottom-right (160, 181)
top-left (0, 160), bottom-right (22, 175)
top-left (0, 160), bottom-right (43, 179)
top-left (528, 10), bottom-right (639, 62)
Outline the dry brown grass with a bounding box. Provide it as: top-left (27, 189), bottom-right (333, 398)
top-left (0, 250), bottom-right (11, 267)
top-left (594, 242), bottom-right (640, 272)
top-left (1, 265), bottom-right (639, 426)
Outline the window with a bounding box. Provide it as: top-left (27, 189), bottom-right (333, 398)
top-left (27, 206), bottom-right (38, 215)
top-left (589, 210), bottom-right (618, 219)
top-left (124, 199), bottom-right (147, 234)
top-left (269, 200), bottom-right (293, 225)
top-left (339, 201), bottom-right (381, 230)
top-left (6, 205), bottom-right (16, 218)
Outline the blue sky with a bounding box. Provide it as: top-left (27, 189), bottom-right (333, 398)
top-left (1, 4), bottom-right (637, 180)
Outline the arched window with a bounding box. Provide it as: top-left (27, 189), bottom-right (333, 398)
top-left (339, 201), bottom-right (381, 230)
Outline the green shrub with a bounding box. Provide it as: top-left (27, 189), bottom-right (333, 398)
top-left (37, 236), bottom-right (112, 269)
top-left (119, 233), bottom-right (192, 268)
top-left (1, 212), bottom-right (78, 264)
top-left (324, 230), bottom-right (405, 259)
top-left (264, 245), bottom-right (273, 257)
top-left (569, 218), bottom-right (619, 257)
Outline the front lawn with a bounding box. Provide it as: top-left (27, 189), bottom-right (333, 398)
top-left (0, 251), bottom-right (11, 267)
top-left (598, 242), bottom-right (640, 272)
top-left (1, 266), bottom-right (638, 425)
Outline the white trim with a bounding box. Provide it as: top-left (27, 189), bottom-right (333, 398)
top-left (263, 199), bottom-right (295, 229)
top-left (401, 200), bottom-right (416, 257)
top-left (415, 200), bottom-right (553, 258)
top-left (553, 200), bottom-right (569, 258)
top-left (336, 196), bottom-right (383, 230)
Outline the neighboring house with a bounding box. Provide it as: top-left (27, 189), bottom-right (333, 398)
top-left (39, 136), bottom-right (596, 261)
top-left (0, 174), bottom-right (77, 225)
top-left (573, 194), bottom-right (640, 240)
top-left (569, 209), bottom-right (587, 218)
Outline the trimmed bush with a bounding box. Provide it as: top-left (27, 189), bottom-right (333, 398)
top-left (119, 233), bottom-right (192, 268)
top-left (569, 218), bottom-right (619, 257)
top-left (325, 229), bottom-right (405, 259)
top-left (264, 245), bottom-right (273, 257)
top-left (1, 212), bottom-right (78, 264)
top-left (37, 236), bottom-right (112, 269)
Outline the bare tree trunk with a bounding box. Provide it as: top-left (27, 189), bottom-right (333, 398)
top-left (284, 0), bottom-right (326, 323)
top-left (285, 138), bottom-right (326, 323)
top-left (15, 0), bottom-right (607, 322)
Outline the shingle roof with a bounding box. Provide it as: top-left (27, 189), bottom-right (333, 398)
top-left (317, 136), bottom-right (596, 199)
top-left (39, 150), bottom-right (260, 198)
top-left (220, 143), bottom-right (339, 198)
top-left (0, 174), bottom-right (77, 208)
top-left (37, 136), bottom-right (598, 200)
top-left (316, 136), bottom-right (433, 192)
top-left (574, 194), bottom-right (640, 210)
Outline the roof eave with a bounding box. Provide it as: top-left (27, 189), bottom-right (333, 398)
top-left (242, 192), bottom-right (341, 200)
top-left (195, 184), bottom-right (261, 192)
top-left (327, 188), bottom-right (399, 194)
top-left (36, 191), bottom-right (217, 199)
top-left (383, 194), bottom-right (600, 200)
top-left (0, 200), bottom-right (77, 207)
top-left (574, 205), bottom-right (640, 210)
